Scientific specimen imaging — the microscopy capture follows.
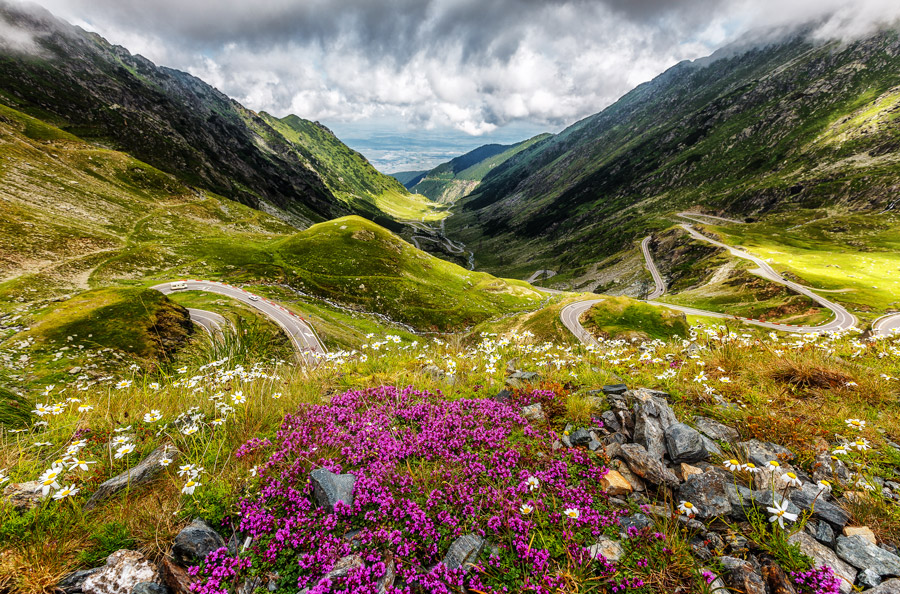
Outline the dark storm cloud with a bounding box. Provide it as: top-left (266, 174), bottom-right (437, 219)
top-left (17, 0), bottom-right (900, 136)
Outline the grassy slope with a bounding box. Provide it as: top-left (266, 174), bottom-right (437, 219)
top-left (409, 134), bottom-right (551, 203)
top-left (262, 114), bottom-right (442, 222)
top-left (582, 296), bottom-right (690, 341)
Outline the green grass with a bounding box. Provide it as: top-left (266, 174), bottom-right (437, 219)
top-left (581, 296), bottom-right (690, 340)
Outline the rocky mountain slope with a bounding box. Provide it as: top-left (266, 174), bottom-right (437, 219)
top-left (0, 3), bottom-right (428, 228)
top-left (394, 134), bottom-right (550, 203)
top-left (448, 27), bottom-right (900, 277)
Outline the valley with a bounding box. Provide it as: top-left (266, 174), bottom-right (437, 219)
top-left (0, 3), bottom-right (899, 594)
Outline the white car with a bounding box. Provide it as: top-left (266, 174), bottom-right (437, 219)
top-left (170, 281), bottom-right (187, 290)
top-left (248, 295), bottom-right (260, 301)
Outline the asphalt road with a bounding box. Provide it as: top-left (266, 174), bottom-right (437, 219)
top-left (873, 313), bottom-right (900, 337)
top-left (560, 299), bottom-right (603, 346)
top-left (186, 308), bottom-right (228, 336)
top-left (640, 237), bottom-right (666, 300)
top-left (152, 280), bottom-right (326, 362)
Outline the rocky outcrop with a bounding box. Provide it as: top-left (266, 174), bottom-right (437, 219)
top-left (81, 550), bottom-right (159, 594)
top-left (84, 445), bottom-right (179, 510)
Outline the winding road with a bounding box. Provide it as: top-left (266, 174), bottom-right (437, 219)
top-left (873, 313), bottom-right (900, 337)
top-left (186, 308), bottom-right (228, 336)
top-left (152, 280), bottom-right (326, 362)
top-left (640, 237), bottom-right (666, 300)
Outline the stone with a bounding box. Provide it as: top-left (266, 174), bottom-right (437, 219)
top-left (611, 460), bottom-right (645, 492)
top-left (600, 469), bottom-right (634, 496)
top-left (602, 384), bottom-right (628, 395)
top-left (2, 480), bottom-right (44, 511)
top-left (442, 534), bottom-right (484, 572)
top-left (718, 556), bottom-right (767, 594)
top-left (520, 403), bottom-right (546, 423)
top-left (600, 410), bottom-right (621, 433)
top-left (631, 389), bottom-right (678, 460)
top-left (310, 468), bottom-right (356, 511)
top-left (680, 463), bottom-right (703, 480)
top-left (82, 550), bottom-right (159, 594)
top-left (843, 525), bottom-right (877, 545)
top-left (813, 452), bottom-right (851, 484)
top-left (324, 554), bottom-right (363, 579)
top-left (723, 532), bottom-right (749, 554)
top-left (619, 443), bottom-right (680, 488)
top-left (835, 535), bottom-right (900, 578)
top-left (860, 568), bottom-right (884, 589)
top-left (130, 584), bottom-right (167, 594)
top-left (59, 569), bottom-right (102, 594)
top-left (160, 557), bottom-right (192, 594)
top-left (789, 531), bottom-right (856, 594)
top-left (84, 445), bottom-right (179, 510)
top-left (693, 417), bottom-right (740, 444)
top-left (700, 436), bottom-right (724, 458)
top-left (815, 520), bottom-right (836, 548)
top-left (739, 439), bottom-right (795, 468)
top-left (790, 482), bottom-right (850, 528)
top-left (589, 536), bottom-right (624, 563)
top-left (619, 513), bottom-right (652, 532)
top-left (171, 519), bottom-right (227, 567)
top-left (493, 389), bottom-right (513, 402)
top-left (569, 428), bottom-right (592, 447)
top-left (759, 556), bottom-right (797, 594)
top-left (864, 579), bottom-right (900, 593)
top-left (665, 423), bottom-right (708, 463)
top-left (69, 366), bottom-right (83, 374)
top-left (677, 468), bottom-right (733, 519)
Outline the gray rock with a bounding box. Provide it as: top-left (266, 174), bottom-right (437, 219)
top-left (82, 550), bottom-right (159, 594)
top-left (520, 403), bottom-right (546, 423)
top-left (606, 392), bottom-right (630, 412)
top-left (815, 520), bottom-right (836, 548)
top-left (310, 468), bottom-right (355, 511)
top-left (569, 428), bottom-right (592, 447)
top-left (619, 513), bottom-right (652, 532)
top-left (836, 535), bottom-right (900, 578)
top-left (493, 389), bottom-right (512, 402)
top-left (324, 554), bottom-right (364, 579)
top-left (130, 583), bottom-right (167, 594)
top-left (509, 371), bottom-right (540, 381)
top-left (589, 536), bottom-right (624, 562)
top-left (171, 519), bottom-right (226, 567)
top-left (693, 417), bottom-right (740, 444)
top-left (738, 439), bottom-right (794, 467)
top-left (700, 435), bottom-right (724, 458)
top-left (860, 568), bottom-right (884, 589)
top-left (442, 534), bottom-right (484, 572)
top-left (59, 568), bottom-right (102, 594)
top-left (84, 445), bottom-right (179, 511)
top-left (665, 423), bottom-right (708, 463)
top-left (790, 482), bottom-right (850, 528)
top-left (619, 443), bottom-right (679, 488)
top-left (601, 384), bottom-right (628, 395)
top-left (677, 468), bottom-right (733, 519)
top-left (632, 389), bottom-right (678, 460)
top-left (600, 410), bottom-right (621, 433)
top-left (813, 452), bottom-right (851, 484)
top-left (724, 484), bottom-right (801, 521)
top-left (718, 556), bottom-right (766, 594)
top-left (789, 532), bottom-right (857, 593)
top-left (2, 480), bottom-right (45, 511)
top-left (864, 579), bottom-right (900, 593)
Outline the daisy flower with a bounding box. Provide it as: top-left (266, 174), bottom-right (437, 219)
top-left (77, 404), bottom-right (94, 412)
top-left (143, 410), bottom-right (162, 423)
top-left (115, 379), bottom-right (132, 390)
top-left (677, 501), bottom-right (697, 518)
top-left (845, 418), bottom-right (865, 431)
top-left (781, 472), bottom-right (802, 488)
top-left (724, 459), bottom-right (741, 472)
top-left (767, 499), bottom-right (797, 529)
top-left (181, 479), bottom-right (200, 495)
top-left (159, 456), bottom-right (173, 467)
top-left (816, 480), bottom-right (832, 493)
top-left (520, 503), bottom-right (533, 515)
top-left (526, 476), bottom-right (540, 491)
top-left (53, 484), bottom-right (79, 500)
top-left (854, 438), bottom-right (871, 452)
top-left (114, 444), bottom-right (135, 459)
top-left (563, 507), bottom-right (580, 520)
top-left (743, 462), bottom-right (759, 473)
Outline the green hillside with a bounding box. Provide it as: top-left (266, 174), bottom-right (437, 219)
top-left (406, 134), bottom-right (550, 203)
top-left (447, 29), bottom-right (900, 305)
top-left (261, 114), bottom-right (440, 222)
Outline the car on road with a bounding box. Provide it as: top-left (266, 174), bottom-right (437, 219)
top-left (170, 281), bottom-right (187, 290)
top-left (248, 295), bottom-right (260, 301)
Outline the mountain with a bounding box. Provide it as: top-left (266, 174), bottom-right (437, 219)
top-left (389, 170), bottom-right (429, 188)
top-left (397, 134), bottom-right (550, 203)
top-left (0, 3), bottom-right (430, 228)
top-left (447, 28), bottom-right (900, 277)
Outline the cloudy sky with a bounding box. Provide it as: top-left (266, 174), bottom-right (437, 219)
top-left (23, 0), bottom-right (900, 171)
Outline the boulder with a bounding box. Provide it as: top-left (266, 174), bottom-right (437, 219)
top-left (520, 403), bottom-right (546, 424)
top-left (569, 428), bottom-right (592, 447)
top-left (788, 531), bottom-right (856, 594)
top-left (790, 482), bottom-right (850, 528)
top-left (2, 479), bottom-right (45, 511)
top-left (442, 534), bottom-right (484, 572)
top-left (619, 443), bottom-right (679, 488)
top-left (600, 469), bottom-right (633, 496)
top-left (601, 384), bottom-right (628, 396)
top-left (85, 445), bottom-right (179, 510)
top-left (631, 390), bottom-right (677, 460)
top-left (813, 520), bottom-right (836, 548)
top-left (864, 578), bottom-right (900, 593)
top-left (860, 569), bottom-right (884, 590)
top-left (693, 417), bottom-right (740, 444)
top-left (739, 440), bottom-right (794, 468)
top-left (599, 411), bottom-right (621, 433)
top-left (58, 569), bottom-right (102, 594)
top-left (160, 558), bottom-right (192, 594)
top-left (82, 550), bottom-right (159, 594)
top-left (171, 519), bottom-right (227, 567)
top-left (665, 423), bottom-right (708, 463)
top-left (611, 460), bottom-right (645, 493)
top-left (812, 452), bottom-right (851, 484)
top-left (835, 535), bottom-right (900, 578)
top-left (130, 584), bottom-right (167, 594)
top-left (589, 536), bottom-right (624, 563)
top-left (718, 556), bottom-right (766, 594)
top-left (843, 526), bottom-right (877, 545)
top-left (310, 468), bottom-right (356, 511)
top-left (677, 468), bottom-right (733, 520)
top-left (700, 436), bottom-right (724, 458)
